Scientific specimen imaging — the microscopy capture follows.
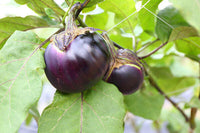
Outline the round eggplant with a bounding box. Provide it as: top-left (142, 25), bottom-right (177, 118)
top-left (107, 64), bottom-right (143, 95)
top-left (104, 49), bottom-right (144, 95)
top-left (44, 32), bottom-right (110, 93)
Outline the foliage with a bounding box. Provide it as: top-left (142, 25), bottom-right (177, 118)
top-left (0, 0), bottom-right (199, 133)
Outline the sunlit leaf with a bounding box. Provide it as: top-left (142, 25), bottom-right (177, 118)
top-left (124, 84), bottom-right (165, 120)
top-left (0, 16), bottom-right (49, 48)
top-left (99, 0), bottom-right (136, 33)
top-left (15, 0), bottom-right (65, 16)
top-left (169, 26), bottom-right (199, 42)
top-left (68, 0), bottom-right (104, 7)
top-left (138, 0), bottom-right (162, 34)
top-left (161, 109), bottom-right (189, 133)
top-left (149, 67), bottom-right (196, 95)
top-left (145, 55), bottom-right (199, 77)
top-left (0, 31), bottom-right (45, 133)
top-left (109, 34), bottom-right (133, 50)
top-left (175, 37), bottom-right (200, 61)
top-left (155, 6), bottom-right (190, 42)
top-left (85, 11), bottom-right (109, 30)
top-left (38, 81), bottom-right (126, 133)
top-left (170, 0), bottom-right (200, 33)
top-left (185, 96), bottom-right (200, 109)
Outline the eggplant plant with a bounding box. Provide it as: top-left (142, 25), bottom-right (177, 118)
top-left (0, 0), bottom-right (199, 133)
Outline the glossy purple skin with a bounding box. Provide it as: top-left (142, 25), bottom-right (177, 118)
top-left (44, 33), bottom-right (110, 93)
top-left (107, 65), bottom-right (143, 95)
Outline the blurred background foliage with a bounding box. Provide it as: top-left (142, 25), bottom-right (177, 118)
top-left (0, 0), bottom-right (199, 133)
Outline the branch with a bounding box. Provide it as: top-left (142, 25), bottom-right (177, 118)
top-left (138, 41), bottom-right (168, 59)
top-left (75, 0), bottom-right (90, 19)
top-left (146, 68), bottom-right (189, 122)
top-left (189, 61), bottom-right (200, 131)
top-left (136, 39), bottom-right (159, 54)
top-left (199, 62), bottom-right (200, 100)
top-left (113, 41), bottom-right (124, 49)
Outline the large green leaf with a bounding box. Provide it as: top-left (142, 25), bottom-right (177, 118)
top-left (15, 0), bottom-right (65, 16)
top-left (161, 109), bottom-right (189, 133)
top-left (138, 0), bottom-right (162, 34)
top-left (185, 96), bottom-right (200, 109)
top-left (38, 81), bottom-right (126, 133)
top-left (85, 11), bottom-right (134, 50)
top-left (0, 31), bottom-right (45, 133)
top-left (170, 0), bottom-right (200, 33)
top-left (155, 6), bottom-right (190, 42)
top-left (169, 26), bottom-right (199, 42)
top-left (85, 11), bottom-right (109, 30)
top-left (99, 0), bottom-right (135, 17)
top-left (124, 84), bottom-right (165, 120)
top-left (109, 34), bottom-right (133, 50)
top-left (145, 55), bottom-right (199, 77)
top-left (175, 37), bottom-right (200, 61)
top-left (149, 67), bottom-right (196, 95)
top-left (0, 16), bottom-right (49, 48)
top-left (99, 0), bottom-right (136, 33)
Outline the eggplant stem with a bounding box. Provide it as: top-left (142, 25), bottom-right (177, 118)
top-left (62, 0), bottom-right (75, 26)
top-left (75, 0), bottom-right (90, 19)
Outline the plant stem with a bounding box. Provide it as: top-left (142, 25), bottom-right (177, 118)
top-left (138, 41), bottom-right (168, 59)
top-left (199, 61), bottom-right (200, 100)
top-left (136, 39), bottom-right (159, 54)
top-left (189, 61), bottom-right (200, 131)
top-left (62, 0), bottom-right (75, 27)
top-left (75, 0), bottom-right (90, 19)
top-left (77, 17), bottom-right (88, 27)
top-left (189, 108), bottom-right (197, 130)
top-left (113, 41), bottom-right (124, 49)
top-left (146, 67), bottom-right (190, 122)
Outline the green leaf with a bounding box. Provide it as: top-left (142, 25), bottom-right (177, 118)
top-left (195, 120), bottom-right (200, 133)
top-left (161, 108), bottom-right (189, 133)
top-left (169, 0), bottom-right (200, 33)
top-left (149, 67), bottom-right (196, 95)
top-left (0, 31), bottom-right (45, 133)
top-left (99, 0), bottom-right (135, 16)
top-left (99, 0), bottom-right (136, 33)
top-left (137, 40), bottom-right (163, 57)
top-left (155, 6), bottom-right (190, 42)
top-left (138, 0), bottom-right (162, 34)
top-left (0, 16), bottom-right (49, 48)
top-left (146, 55), bottom-right (199, 77)
top-left (82, 5), bottom-right (96, 13)
top-left (134, 30), bottom-right (157, 51)
top-left (15, 0), bottom-right (65, 16)
top-left (68, 0), bottom-right (104, 7)
top-left (185, 96), bottom-right (200, 109)
top-left (175, 37), bottom-right (200, 61)
top-left (169, 26), bottom-right (199, 42)
top-left (124, 84), bottom-right (165, 120)
top-left (38, 81), bottom-right (126, 133)
top-left (109, 34), bottom-right (133, 50)
top-left (85, 12), bottom-right (109, 30)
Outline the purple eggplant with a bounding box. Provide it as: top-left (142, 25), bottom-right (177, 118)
top-left (104, 49), bottom-right (144, 95)
top-left (44, 32), bottom-right (110, 93)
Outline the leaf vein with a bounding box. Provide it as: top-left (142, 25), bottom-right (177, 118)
top-left (50, 96), bottom-right (81, 132)
top-left (84, 100), bottom-right (107, 132)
